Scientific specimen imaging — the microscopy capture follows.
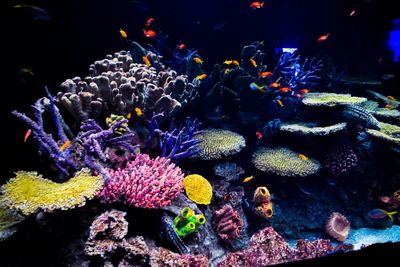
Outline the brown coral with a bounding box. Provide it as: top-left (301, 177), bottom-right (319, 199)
top-left (213, 205), bottom-right (244, 242)
top-left (325, 212), bottom-right (351, 242)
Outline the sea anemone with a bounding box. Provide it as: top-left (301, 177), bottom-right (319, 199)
top-left (325, 212), bottom-right (350, 242)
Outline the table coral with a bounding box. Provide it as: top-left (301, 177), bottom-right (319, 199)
top-left (280, 122), bottom-right (347, 136)
top-left (183, 174), bottom-right (213, 205)
top-left (302, 92), bottom-right (367, 107)
top-left (340, 104), bottom-right (380, 130)
top-left (366, 121), bottom-right (400, 145)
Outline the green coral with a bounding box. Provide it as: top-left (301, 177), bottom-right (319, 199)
top-left (193, 128), bottom-right (246, 160)
top-left (173, 207), bottom-right (206, 238)
top-left (280, 122), bottom-right (347, 136)
top-left (366, 122), bottom-right (400, 146)
top-left (302, 92), bottom-right (367, 107)
top-left (252, 147), bottom-right (321, 177)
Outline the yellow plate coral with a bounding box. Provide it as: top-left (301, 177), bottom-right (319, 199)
top-left (366, 122), bottom-right (400, 146)
top-left (183, 174), bottom-right (213, 205)
top-left (302, 92), bottom-right (367, 107)
top-left (0, 169), bottom-right (104, 215)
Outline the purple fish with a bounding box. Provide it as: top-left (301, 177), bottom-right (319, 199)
top-left (367, 208), bottom-right (398, 220)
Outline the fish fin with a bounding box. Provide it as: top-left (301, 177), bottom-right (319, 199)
top-left (387, 211), bottom-right (398, 221)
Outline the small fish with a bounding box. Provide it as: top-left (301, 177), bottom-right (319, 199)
top-left (295, 93), bottom-right (304, 99)
top-left (349, 10), bottom-right (356, 17)
top-left (249, 58), bottom-right (258, 68)
top-left (250, 1), bottom-right (265, 9)
top-left (255, 131), bottom-right (263, 139)
top-left (143, 29), bottom-right (157, 38)
top-left (276, 99), bottom-right (284, 108)
top-left (59, 140), bottom-right (71, 152)
top-left (243, 176), bottom-right (254, 183)
top-left (317, 33), bottom-right (330, 42)
top-left (298, 154), bottom-right (308, 161)
top-left (382, 74), bottom-right (396, 80)
top-left (223, 60), bottom-right (239, 66)
top-left (135, 107), bottom-right (143, 116)
top-left (119, 28), bottom-right (128, 39)
top-left (232, 60), bottom-right (239, 66)
top-left (251, 40), bottom-right (265, 47)
top-left (379, 196), bottom-right (391, 203)
top-left (177, 43), bottom-right (186, 49)
top-left (127, 113), bottom-right (132, 119)
top-left (368, 208), bottom-right (398, 220)
top-left (259, 71), bottom-right (273, 78)
top-left (193, 57), bottom-right (203, 64)
top-left (269, 82), bottom-right (281, 88)
top-left (300, 89), bottom-right (310, 94)
top-left (196, 73), bottom-right (207, 80)
top-left (224, 193), bottom-right (231, 201)
top-left (387, 95), bottom-right (397, 101)
top-left (24, 129), bottom-right (32, 143)
top-left (249, 82), bottom-right (266, 92)
top-left (278, 87), bottom-right (291, 93)
top-left (145, 17), bottom-right (155, 27)
top-left (142, 54), bottom-right (151, 66)
top-left (14, 5), bottom-right (51, 20)
top-left (385, 104), bottom-right (394, 110)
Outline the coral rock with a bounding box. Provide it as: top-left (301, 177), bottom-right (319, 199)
top-left (325, 212), bottom-right (351, 242)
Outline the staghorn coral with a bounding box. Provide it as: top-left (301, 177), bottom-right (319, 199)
top-left (183, 174), bottom-right (213, 205)
top-left (173, 207), bottom-right (206, 238)
top-left (98, 154), bottom-right (184, 209)
top-left (340, 104), bottom-right (381, 130)
top-left (0, 169), bottom-right (103, 215)
top-left (213, 205), bottom-right (244, 242)
top-left (280, 122), bottom-right (347, 136)
top-left (213, 162), bottom-right (244, 181)
top-left (302, 92), bottom-right (367, 107)
top-left (325, 212), bottom-right (351, 242)
top-left (252, 147), bottom-right (321, 177)
top-left (0, 206), bottom-right (25, 241)
top-left (252, 187), bottom-right (273, 219)
top-left (366, 121), bottom-right (400, 145)
top-left (193, 128), bottom-right (246, 160)
top-left (323, 144), bottom-right (358, 177)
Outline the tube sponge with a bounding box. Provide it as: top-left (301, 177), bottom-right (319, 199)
top-left (173, 207), bottom-right (206, 238)
top-left (183, 174), bottom-right (213, 205)
top-left (0, 169), bottom-right (103, 215)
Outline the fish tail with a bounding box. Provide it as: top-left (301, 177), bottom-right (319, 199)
top-left (261, 2), bottom-right (264, 7)
top-left (387, 211), bottom-right (398, 221)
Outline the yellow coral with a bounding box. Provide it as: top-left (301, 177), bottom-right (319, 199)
top-left (183, 174), bottom-right (213, 205)
top-left (106, 114), bottom-right (128, 135)
top-left (252, 147), bottom-right (321, 177)
top-left (366, 122), bottom-right (400, 145)
top-left (0, 169), bottom-right (103, 215)
top-left (193, 128), bottom-right (246, 160)
top-left (302, 92), bottom-right (367, 107)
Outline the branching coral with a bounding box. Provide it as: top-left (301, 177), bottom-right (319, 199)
top-left (98, 154), bottom-right (184, 209)
top-left (193, 128), bottom-right (246, 160)
top-left (366, 121), bottom-right (400, 145)
top-left (323, 145), bottom-right (358, 177)
top-left (213, 205), bottom-right (244, 242)
top-left (302, 92), bottom-right (367, 107)
top-left (173, 207), bottom-right (206, 238)
top-left (252, 147), bottom-right (321, 177)
top-left (325, 212), bottom-right (351, 242)
top-left (183, 174), bottom-right (213, 205)
top-left (280, 122), bottom-right (347, 136)
top-left (0, 169), bottom-right (103, 215)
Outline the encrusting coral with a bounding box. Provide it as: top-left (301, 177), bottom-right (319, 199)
top-left (173, 207), bottom-right (206, 238)
top-left (193, 128), bottom-right (246, 160)
top-left (366, 121), bottom-right (400, 145)
top-left (0, 169), bottom-right (103, 215)
top-left (252, 147), bottom-right (321, 177)
top-left (302, 92), bottom-right (367, 107)
top-left (323, 144), bottom-right (358, 177)
top-left (280, 122), bottom-right (347, 136)
top-left (183, 174), bottom-right (213, 205)
top-left (213, 205), bottom-right (244, 242)
top-left (325, 212), bottom-right (351, 242)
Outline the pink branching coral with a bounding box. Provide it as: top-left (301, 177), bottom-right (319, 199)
top-left (98, 154), bottom-right (184, 209)
top-left (325, 212), bottom-right (351, 242)
top-left (213, 205), bottom-right (244, 242)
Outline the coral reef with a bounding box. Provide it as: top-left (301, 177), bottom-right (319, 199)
top-left (370, 108), bottom-right (400, 121)
top-left (252, 147), bottom-right (321, 177)
top-left (213, 205), bottom-right (244, 242)
top-left (302, 92), bottom-right (367, 107)
top-left (0, 206), bottom-right (24, 241)
top-left (366, 90), bottom-right (399, 109)
top-left (98, 154), bottom-right (184, 209)
top-left (325, 212), bottom-right (351, 242)
top-left (0, 169), bottom-right (103, 215)
top-left (193, 128), bottom-right (246, 160)
top-left (183, 174), bottom-right (213, 205)
top-left (340, 104), bottom-right (381, 130)
top-left (323, 144), bottom-right (358, 177)
top-left (280, 122), bottom-right (347, 136)
top-left (366, 121), bottom-right (400, 145)
top-left (173, 207), bottom-right (206, 238)
top-left (105, 114), bottom-right (129, 135)
top-left (252, 187), bottom-right (273, 219)
top-left (213, 162), bottom-right (244, 181)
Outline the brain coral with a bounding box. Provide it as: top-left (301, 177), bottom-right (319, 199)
top-left (193, 129), bottom-right (246, 160)
top-left (252, 147), bottom-right (321, 177)
top-left (302, 92), bottom-right (367, 107)
top-left (183, 174), bottom-right (213, 205)
top-left (366, 121), bottom-right (400, 145)
top-left (280, 122), bottom-right (347, 136)
top-left (0, 169), bottom-right (103, 215)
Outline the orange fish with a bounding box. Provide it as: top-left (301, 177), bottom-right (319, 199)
top-left (224, 193), bottom-right (231, 201)
top-left (349, 10), bottom-right (356, 17)
top-left (196, 73), bottom-right (207, 80)
top-left (193, 57), bottom-right (203, 64)
top-left (250, 58), bottom-right (258, 68)
top-left (259, 71), bottom-right (273, 78)
top-left (243, 176), bottom-right (254, 183)
top-left (232, 60), bottom-right (240, 66)
top-left (177, 43), bottom-right (186, 49)
top-left (127, 113), bottom-right (132, 119)
top-left (298, 154), bottom-right (308, 161)
top-left (387, 96), bottom-right (396, 101)
top-left (145, 17), bottom-right (155, 27)
top-left (250, 1), bottom-right (264, 9)
top-left (300, 89), bottom-right (310, 94)
top-left (385, 104), bottom-right (394, 110)
top-left (135, 107), bottom-right (143, 116)
top-left (59, 140), bottom-right (71, 152)
top-left (119, 28), bottom-right (128, 39)
top-left (269, 82), bottom-right (281, 88)
top-left (24, 129), bottom-right (32, 143)
top-left (142, 54), bottom-right (151, 67)
top-left (143, 29), bottom-right (157, 38)
top-left (255, 131), bottom-right (263, 139)
top-left (276, 99), bottom-right (284, 108)
top-left (278, 87), bottom-right (291, 93)
top-left (317, 33), bottom-right (330, 42)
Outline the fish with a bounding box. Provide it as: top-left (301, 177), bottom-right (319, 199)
top-left (278, 87), bottom-right (291, 93)
top-left (295, 93), bottom-right (304, 99)
top-left (145, 17), bottom-right (155, 27)
top-left (275, 99), bottom-right (284, 108)
top-left (385, 104), bottom-right (394, 110)
top-left (379, 196), bottom-right (391, 203)
top-left (382, 74), bottom-right (396, 80)
top-left (119, 28), bottom-right (128, 39)
top-left (24, 129), bottom-right (32, 143)
top-left (250, 2), bottom-right (265, 9)
top-left (250, 58), bottom-right (258, 68)
top-left (368, 208), bottom-right (398, 220)
top-left (127, 113), bottom-right (132, 119)
top-left (387, 95), bottom-right (396, 101)
top-left (300, 89), bottom-right (310, 94)
top-left (249, 82), bottom-right (266, 92)
top-left (349, 10), bottom-right (356, 17)
top-left (259, 71), bottom-right (273, 78)
top-left (298, 154), bottom-right (308, 161)
top-left (317, 33), bottom-right (330, 42)
top-left (255, 131), bottom-right (263, 139)
top-left (59, 140), bottom-right (71, 152)
top-left (251, 40), bottom-right (265, 47)
top-left (196, 74), bottom-right (207, 80)
top-left (224, 60), bottom-right (239, 66)
top-left (193, 57), bottom-right (203, 64)
top-left (243, 176), bottom-right (254, 183)
top-left (14, 5), bottom-right (51, 20)
top-left (177, 43), bottom-right (186, 49)
top-left (143, 29), bottom-right (157, 38)
top-left (142, 54), bottom-right (151, 66)
top-left (135, 107), bottom-right (143, 116)
top-left (224, 193), bottom-right (231, 201)
top-left (269, 82), bottom-right (281, 88)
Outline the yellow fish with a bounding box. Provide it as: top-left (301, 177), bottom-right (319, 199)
top-left (59, 140), bottom-right (71, 152)
top-left (243, 175), bottom-right (254, 183)
top-left (250, 58), bottom-right (258, 68)
top-left (298, 154), bottom-right (308, 161)
top-left (127, 113), bottom-right (132, 119)
top-left (276, 99), bottom-right (284, 108)
top-left (135, 107), bottom-right (143, 116)
top-left (119, 28), bottom-right (128, 39)
top-left (142, 54), bottom-right (151, 67)
top-left (196, 73), bottom-right (207, 80)
top-left (232, 60), bottom-right (240, 66)
top-left (223, 60), bottom-right (233, 65)
top-left (193, 57), bottom-right (203, 64)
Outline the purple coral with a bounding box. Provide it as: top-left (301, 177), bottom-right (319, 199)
top-left (323, 144), bottom-right (358, 177)
top-left (98, 154), bottom-right (184, 209)
top-left (213, 205), bottom-right (244, 242)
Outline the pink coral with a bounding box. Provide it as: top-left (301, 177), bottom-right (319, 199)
top-left (98, 154), bottom-right (184, 209)
top-left (213, 205), bottom-right (244, 242)
top-left (325, 212), bottom-right (351, 242)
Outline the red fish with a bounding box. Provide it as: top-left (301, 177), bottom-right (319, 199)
top-left (269, 82), bottom-right (280, 88)
top-left (250, 1), bottom-right (264, 9)
top-left (177, 43), bottom-right (186, 49)
top-left (145, 17), bottom-right (155, 27)
top-left (143, 29), bottom-right (157, 38)
top-left (255, 131), bottom-right (263, 139)
top-left (278, 87), bottom-right (291, 93)
top-left (259, 71), bottom-right (273, 78)
top-left (300, 89), bottom-right (310, 94)
top-left (317, 33), bottom-right (330, 42)
top-left (295, 93), bottom-right (304, 99)
top-left (24, 129), bottom-right (32, 143)
top-left (349, 10), bottom-right (356, 17)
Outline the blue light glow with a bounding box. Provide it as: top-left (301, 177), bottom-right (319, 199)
top-left (282, 48), bottom-right (298, 54)
top-left (388, 19), bottom-right (400, 62)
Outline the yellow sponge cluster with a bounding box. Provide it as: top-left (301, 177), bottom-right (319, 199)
top-left (183, 174), bottom-right (213, 205)
top-left (194, 128), bottom-right (246, 160)
top-left (252, 147), bottom-right (321, 177)
top-left (0, 169), bottom-right (104, 215)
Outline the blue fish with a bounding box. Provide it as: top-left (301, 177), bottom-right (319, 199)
top-left (367, 208), bottom-right (398, 220)
top-left (14, 5), bottom-right (51, 20)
